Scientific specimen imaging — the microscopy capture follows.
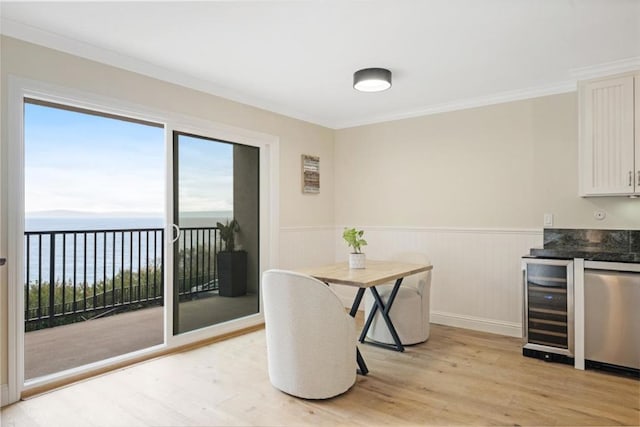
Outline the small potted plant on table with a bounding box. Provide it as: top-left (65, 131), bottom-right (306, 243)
top-left (343, 227), bottom-right (367, 269)
top-left (216, 219), bottom-right (247, 297)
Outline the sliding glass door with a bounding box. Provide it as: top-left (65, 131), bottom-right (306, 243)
top-left (23, 99), bottom-right (165, 380)
top-left (172, 132), bottom-right (260, 335)
top-left (8, 79), bottom-right (274, 404)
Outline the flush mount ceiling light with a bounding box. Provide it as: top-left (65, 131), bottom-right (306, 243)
top-left (353, 68), bottom-right (392, 92)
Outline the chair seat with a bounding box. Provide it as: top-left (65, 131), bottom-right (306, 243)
top-left (364, 254), bottom-right (432, 346)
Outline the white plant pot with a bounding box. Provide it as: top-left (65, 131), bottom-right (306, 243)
top-left (349, 253), bottom-right (366, 269)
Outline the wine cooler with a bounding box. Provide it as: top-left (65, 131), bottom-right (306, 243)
top-left (522, 258), bottom-right (574, 361)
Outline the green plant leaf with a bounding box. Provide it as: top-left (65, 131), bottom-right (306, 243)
top-left (342, 227), bottom-right (366, 254)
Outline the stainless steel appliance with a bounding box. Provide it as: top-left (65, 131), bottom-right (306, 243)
top-left (522, 258), bottom-right (574, 362)
top-left (585, 265), bottom-right (640, 373)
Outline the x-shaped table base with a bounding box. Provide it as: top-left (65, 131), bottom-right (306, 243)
top-left (353, 278), bottom-right (405, 352)
top-left (302, 260), bottom-right (432, 377)
top-left (348, 278), bottom-right (405, 375)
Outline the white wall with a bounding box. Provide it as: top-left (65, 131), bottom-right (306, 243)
top-left (334, 93), bottom-right (640, 229)
top-left (333, 93), bottom-right (639, 336)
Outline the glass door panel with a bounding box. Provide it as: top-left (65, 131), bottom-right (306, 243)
top-left (23, 99), bottom-right (165, 380)
top-left (173, 132), bottom-right (259, 335)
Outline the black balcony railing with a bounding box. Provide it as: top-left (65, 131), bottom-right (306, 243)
top-left (25, 226), bottom-right (220, 331)
top-left (175, 227), bottom-right (220, 298)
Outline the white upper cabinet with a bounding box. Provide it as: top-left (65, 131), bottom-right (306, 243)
top-left (579, 73), bottom-right (639, 196)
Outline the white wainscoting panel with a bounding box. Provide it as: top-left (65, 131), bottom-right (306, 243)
top-left (1, 383), bottom-right (8, 407)
top-left (333, 227), bottom-right (543, 337)
top-left (278, 226), bottom-right (542, 337)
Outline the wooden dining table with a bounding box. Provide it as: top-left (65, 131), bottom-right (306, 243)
top-left (297, 260), bottom-right (433, 375)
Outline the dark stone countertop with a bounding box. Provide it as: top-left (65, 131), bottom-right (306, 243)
top-left (528, 228), bottom-right (640, 264)
top-left (529, 248), bottom-right (640, 263)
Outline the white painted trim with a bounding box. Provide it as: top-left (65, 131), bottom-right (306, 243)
top-left (430, 310), bottom-right (522, 338)
top-left (335, 81), bottom-right (576, 129)
top-left (6, 76), bottom-right (279, 399)
top-left (570, 56), bottom-right (640, 81)
top-left (283, 225), bottom-right (542, 235)
top-left (266, 139), bottom-right (280, 270)
top-left (1, 384), bottom-right (8, 407)
top-left (7, 76), bottom-right (26, 406)
top-left (573, 259), bottom-right (585, 370)
top-left (163, 125), bottom-right (174, 348)
top-left (339, 225), bottom-right (543, 235)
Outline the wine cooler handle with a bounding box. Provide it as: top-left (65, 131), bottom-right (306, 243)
top-left (522, 266), bottom-right (527, 340)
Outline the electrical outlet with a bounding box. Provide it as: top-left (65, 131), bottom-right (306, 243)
top-left (543, 213), bottom-right (553, 227)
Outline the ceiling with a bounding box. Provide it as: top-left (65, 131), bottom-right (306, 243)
top-left (1, 1), bottom-right (639, 129)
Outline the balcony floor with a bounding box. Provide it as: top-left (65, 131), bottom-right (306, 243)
top-left (25, 293), bottom-right (259, 380)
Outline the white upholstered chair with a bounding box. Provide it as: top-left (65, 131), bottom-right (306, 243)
top-left (364, 253), bottom-right (432, 345)
top-left (262, 269), bottom-right (357, 399)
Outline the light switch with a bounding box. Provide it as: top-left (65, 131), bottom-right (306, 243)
top-left (543, 213), bottom-right (553, 227)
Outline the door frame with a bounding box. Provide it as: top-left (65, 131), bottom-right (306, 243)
top-left (5, 76), bottom-right (279, 404)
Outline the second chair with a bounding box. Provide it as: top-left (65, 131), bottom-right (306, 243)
top-left (364, 252), bottom-right (432, 345)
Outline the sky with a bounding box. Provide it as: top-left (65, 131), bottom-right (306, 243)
top-left (24, 102), bottom-right (233, 216)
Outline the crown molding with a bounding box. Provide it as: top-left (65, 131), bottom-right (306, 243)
top-left (333, 56), bottom-right (640, 129)
top-left (334, 81), bottom-right (577, 129)
top-left (570, 56), bottom-right (640, 81)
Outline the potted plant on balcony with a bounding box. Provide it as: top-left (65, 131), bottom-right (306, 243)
top-left (343, 227), bottom-right (367, 269)
top-left (216, 219), bottom-right (247, 297)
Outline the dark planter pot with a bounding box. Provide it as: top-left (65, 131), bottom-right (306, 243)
top-left (217, 250), bottom-right (247, 297)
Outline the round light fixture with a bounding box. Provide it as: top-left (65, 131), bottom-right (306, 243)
top-left (353, 68), bottom-right (392, 92)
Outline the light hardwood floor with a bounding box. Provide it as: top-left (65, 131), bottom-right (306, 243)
top-left (2, 323), bottom-right (638, 427)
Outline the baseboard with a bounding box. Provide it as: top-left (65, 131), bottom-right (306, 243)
top-left (336, 301), bottom-right (523, 338)
top-left (1, 383), bottom-right (9, 407)
top-left (431, 310), bottom-right (522, 338)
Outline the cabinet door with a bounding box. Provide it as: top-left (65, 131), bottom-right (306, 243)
top-left (580, 75), bottom-right (635, 196)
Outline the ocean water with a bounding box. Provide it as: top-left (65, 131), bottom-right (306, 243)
top-left (24, 215), bottom-right (230, 285)
top-left (26, 216), bottom-right (163, 232)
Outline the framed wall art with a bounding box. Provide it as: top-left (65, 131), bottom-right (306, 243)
top-left (302, 154), bottom-right (320, 194)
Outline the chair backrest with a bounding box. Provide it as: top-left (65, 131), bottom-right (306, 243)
top-left (262, 269), bottom-right (347, 334)
top-left (261, 269), bottom-right (356, 398)
top-left (392, 252), bottom-right (431, 294)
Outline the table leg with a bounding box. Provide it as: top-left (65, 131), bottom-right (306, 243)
top-left (359, 278), bottom-right (405, 352)
top-left (350, 288), bottom-right (366, 317)
top-left (356, 348), bottom-right (369, 375)
top-left (349, 287), bottom-right (368, 375)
